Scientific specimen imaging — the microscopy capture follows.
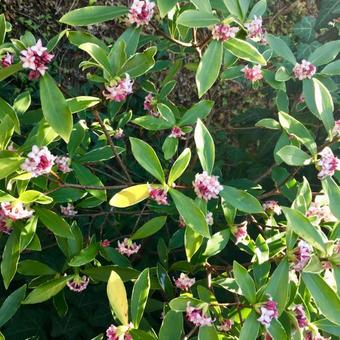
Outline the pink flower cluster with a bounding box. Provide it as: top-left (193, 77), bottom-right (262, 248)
top-left (128, 0), bottom-right (155, 27)
top-left (1, 202), bottom-right (34, 221)
top-left (66, 275), bottom-right (90, 293)
top-left (144, 93), bottom-right (159, 117)
top-left (55, 156), bottom-right (71, 173)
top-left (242, 65), bottom-right (263, 82)
top-left (293, 240), bottom-right (312, 272)
top-left (21, 145), bottom-right (55, 177)
top-left (60, 203), bottom-right (77, 217)
top-left (100, 239), bottom-right (111, 247)
top-left (233, 222), bottom-right (248, 244)
top-left (148, 187), bottom-right (169, 205)
top-left (306, 197), bottom-right (335, 224)
top-left (212, 24), bottom-right (239, 41)
top-left (169, 126), bottom-right (185, 139)
top-left (116, 238), bottom-right (141, 257)
top-left (262, 200), bottom-right (282, 215)
top-left (186, 303), bottom-right (213, 326)
top-left (205, 212), bottom-right (214, 226)
top-left (1, 53), bottom-right (14, 68)
top-left (113, 128), bottom-right (124, 139)
top-left (293, 60), bottom-right (316, 80)
top-left (20, 39), bottom-right (54, 80)
top-left (317, 147), bottom-right (340, 180)
top-left (103, 74), bottom-right (133, 102)
top-left (0, 210), bottom-right (11, 235)
top-left (257, 297), bottom-right (279, 328)
top-left (174, 273), bottom-right (195, 291)
top-left (217, 319), bottom-right (234, 332)
top-left (193, 172), bottom-right (223, 201)
top-left (332, 120), bottom-right (340, 138)
top-left (245, 16), bottom-right (267, 44)
top-left (106, 324), bottom-right (132, 340)
top-left (294, 304), bottom-right (308, 328)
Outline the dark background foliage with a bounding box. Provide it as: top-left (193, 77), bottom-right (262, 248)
top-left (0, 0), bottom-right (339, 339)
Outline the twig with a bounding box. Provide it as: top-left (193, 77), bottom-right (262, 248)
top-left (93, 110), bottom-right (133, 184)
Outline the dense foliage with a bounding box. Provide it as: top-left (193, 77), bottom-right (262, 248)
top-left (0, 0), bottom-right (339, 339)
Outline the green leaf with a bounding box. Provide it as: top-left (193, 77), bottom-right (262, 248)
top-left (0, 285), bottom-right (26, 327)
top-left (203, 229), bottom-right (230, 258)
top-left (23, 276), bottom-right (71, 304)
top-left (132, 115), bottom-right (173, 131)
top-left (239, 311), bottom-right (260, 340)
top-left (267, 34), bottom-right (297, 65)
top-left (275, 66), bottom-right (291, 81)
top-left (220, 186), bottom-right (264, 214)
top-left (224, 38), bottom-right (267, 65)
top-left (162, 136), bottom-right (178, 160)
top-left (321, 60), bottom-right (340, 76)
top-left (131, 268), bottom-right (150, 328)
top-left (13, 91), bottom-right (31, 115)
top-left (313, 319), bottom-right (340, 337)
top-left (0, 153), bottom-right (23, 180)
top-left (157, 103), bottom-right (176, 126)
top-left (268, 319), bottom-right (288, 340)
top-left (169, 296), bottom-right (204, 311)
top-left (276, 145), bottom-right (311, 166)
top-left (158, 0), bottom-right (178, 17)
top-left (221, 65), bottom-right (243, 80)
top-left (159, 310), bottom-right (183, 340)
top-left (302, 272), bottom-right (340, 325)
top-left (255, 234), bottom-right (269, 264)
top-left (278, 111), bottom-right (317, 155)
top-left (303, 78), bottom-right (334, 136)
top-left (233, 261), bottom-right (256, 303)
top-left (69, 243), bottom-right (98, 267)
top-left (194, 119), bottom-right (215, 174)
top-left (185, 226), bottom-right (203, 262)
top-left (255, 118), bottom-right (280, 130)
top-left (116, 27), bottom-right (141, 57)
top-left (67, 30), bottom-right (109, 51)
top-left (17, 260), bottom-right (56, 276)
top-left (109, 184), bottom-right (150, 208)
top-left (0, 14), bottom-right (5, 44)
top-left (67, 96), bottom-right (100, 113)
top-left (1, 229), bottom-right (20, 289)
top-left (293, 16), bottom-right (315, 42)
top-left (177, 10), bottom-right (220, 27)
top-left (168, 148), bottom-right (191, 186)
top-left (121, 46), bottom-right (156, 77)
top-left (281, 207), bottom-right (326, 252)
top-left (0, 97), bottom-right (20, 133)
top-left (178, 100), bottom-right (214, 126)
top-left (35, 207), bottom-right (74, 239)
top-left (130, 137), bottom-right (165, 184)
top-left (72, 162), bottom-right (107, 201)
top-left (107, 271), bottom-right (129, 325)
top-left (78, 43), bottom-right (112, 74)
top-left (20, 216), bottom-right (38, 252)
top-left (316, 0), bottom-right (340, 29)
top-left (131, 216), bottom-right (167, 240)
top-left (60, 6), bottom-right (128, 26)
top-left (170, 189), bottom-right (209, 238)
top-left (248, 0), bottom-right (267, 18)
top-left (264, 259), bottom-right (289, 314)
top-left (39, 73), bottom-right (73, 142)
top-left (223, 0), bottom-right (243, 20)
top-left (19, 190), bottom-right (53, 205)
top-left (322, 177), bottom-right (340, 220)
top-left (0, 63), bottom-right (23, 82)
top-left (198, 326), bottom-right (219, 340)
top-left (191, 0), bottom-right (212, 12)
top-left (196, 40), bottom-right (223, 97)
top-left (308, 40), bottom-right (340, 66)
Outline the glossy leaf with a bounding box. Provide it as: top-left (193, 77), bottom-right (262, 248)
top-left (110, 184), bottom-right (150, 208)
top-left (131, 216), bottom-right (167, 240)
top-left (168, 148), bottom-right (191, 186)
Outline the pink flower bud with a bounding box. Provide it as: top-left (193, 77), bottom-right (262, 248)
top-left (174, 273), bottom-right (195, 291)
top-left (103, 74), bottom-right (133, 102)
top-left (262, 200), bottom-right (282, 215)
top-left (317, 147), bottom-right (340, 180)
top-left (116, 238), bottom-right (141, 257)
top-left (294, 304), bottom-right (308, 328)
top-left (212, 24), bottom-right (239, 41)
top-left (21, 145), bottom-right (56, 177)
top-left (257, 297), bottom-right (279, 328)
top-left (128, 0), bottom-right (155, 27)
top-left (245, 16), bottom-right (267, 44)
top-left (193, 172), bottom-right (223, 201)
top-left (55, 156), bottom-right (72, 173)
top-left (169, 126), bottom-right (185, 139)
top-left (293, 60), bottom-right (316, 80)
top-left (293, 240), bottom-right (312, 272)
top-left (1, 53), bottom-right (14, 68)
top-left (66, 275), bottom-right (89, 293)
top-left (148, 187), bottom-right (169, 205)
top-left (186, 303), bottom-right (213, 326)
top-left (217, 319), bottom-right (234, 332)
top-left (60, 203), bottom-right (77, 217)
top-left (242, 65), bottom-right (263, 82)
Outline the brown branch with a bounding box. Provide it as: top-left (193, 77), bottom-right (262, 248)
top-left (93, 110), bottom-right (133, 184)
